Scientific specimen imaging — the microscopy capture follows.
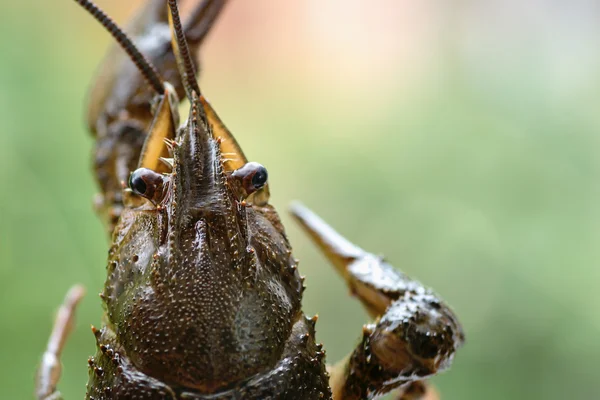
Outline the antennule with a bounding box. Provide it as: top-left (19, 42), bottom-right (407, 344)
top-left (73, 0), bottom-right (164, 95)
top-left (168, 0), bottom-right (202, 99)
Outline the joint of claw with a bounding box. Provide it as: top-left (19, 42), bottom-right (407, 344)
top-left (368, 295), bottom-right (464, 380)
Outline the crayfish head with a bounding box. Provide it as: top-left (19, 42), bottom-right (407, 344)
top-left (76, 0), bottom-right (303, 392)
top-left (103, 91), bottom-right (303, 391)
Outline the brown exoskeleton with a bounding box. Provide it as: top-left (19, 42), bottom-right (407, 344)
top-left (36, 1), bottom-right (465, 399)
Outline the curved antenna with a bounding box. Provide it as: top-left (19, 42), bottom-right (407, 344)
top-left (184, 0), bottom-right (227, 43)
top-left (168, 0), bottom-right (202, 99)
top-left (73, 0), bottom-right (164, 95)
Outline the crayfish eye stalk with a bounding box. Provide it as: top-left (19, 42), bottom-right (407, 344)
top-left (128, 168), bottom-right (167, 205)
top-left (230, 162), bottom-right (269, 200)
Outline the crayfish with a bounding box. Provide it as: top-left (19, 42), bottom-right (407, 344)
top-left (36, 1), bottom-right (464, 399)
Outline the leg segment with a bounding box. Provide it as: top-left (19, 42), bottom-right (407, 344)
top-left (35, 285), bottom-right (86, 400)
top-left (290, 203), bottom-right (464, 400)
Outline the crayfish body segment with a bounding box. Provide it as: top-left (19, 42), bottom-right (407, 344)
top-left (36, 1), bottom-right (464, 399)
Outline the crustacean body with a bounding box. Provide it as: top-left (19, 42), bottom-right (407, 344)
top-left (36, 1), bottom-right (464, 399)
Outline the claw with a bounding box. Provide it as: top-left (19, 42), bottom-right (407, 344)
top-left (290, 202), bottom-right (394, 316)
top-left (292, 204), bottom-right (464, 399)
top-left (290, 201), bottom-right (365, 275)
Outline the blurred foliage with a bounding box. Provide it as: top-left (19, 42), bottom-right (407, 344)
top-left (1, 1), bottom-right (600, 399)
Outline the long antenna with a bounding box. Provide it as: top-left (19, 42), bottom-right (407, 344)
top-left (184, 0), bottom-right (227, 43)
top-left (73, 0), bottom-right (164, 95)
top-left (168, 0), bottom-right (202, 99)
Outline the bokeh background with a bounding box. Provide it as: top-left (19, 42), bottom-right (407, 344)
top-left (1, 0), bottom-right (599, 399)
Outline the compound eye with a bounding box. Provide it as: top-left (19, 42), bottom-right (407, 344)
top-left (231, 162), bottom-right (268, 197)
top-left (129, 169), bottom-right (148, 196)
top-left (250, 165), bottom-right (268, 190)
top-left (128, 168), bottom-right (164, 202)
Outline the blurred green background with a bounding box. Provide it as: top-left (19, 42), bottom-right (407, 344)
top-left (1, 1), bottom-right (599, 399)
